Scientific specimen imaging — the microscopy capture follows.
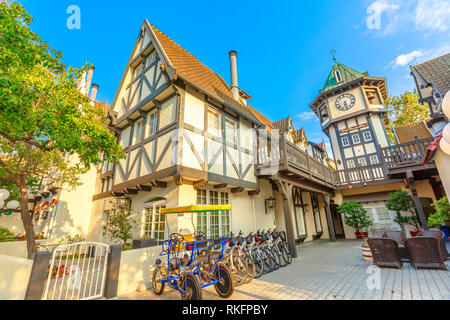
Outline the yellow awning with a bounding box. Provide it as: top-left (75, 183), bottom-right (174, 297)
top-left (160, 205), bottom-right (231, 215)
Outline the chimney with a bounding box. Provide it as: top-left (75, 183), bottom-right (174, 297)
top-left (90, 84), bottom-right (99, 101)
top-left (85, 67), bottom-right (95, 97)
top-left (229, 51), bottom-right (239, 101)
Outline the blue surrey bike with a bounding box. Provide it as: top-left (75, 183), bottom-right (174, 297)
top-left (152, 205), bottom-right (235, 300)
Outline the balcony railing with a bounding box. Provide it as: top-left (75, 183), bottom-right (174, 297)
top-left (381, 137), bottom-right (434, 170)
top-left (336, 163), bottom-right (387, 187)
top-left (256, 136), bottom-right (336, 187)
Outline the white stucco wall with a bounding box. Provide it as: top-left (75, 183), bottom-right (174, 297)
top-left (0, 254), bottom-right (33, 300)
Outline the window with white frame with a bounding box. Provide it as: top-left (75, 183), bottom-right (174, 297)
top-left (133, 119), bottom-right (144, 145)
top-left (143, 203), bottom-right (166, 244)
top-left (357, 157), bottom-right (367, 166)
top-left (196, 189), bottom-right (231, 238)
top-left (363, 205), bottom-right (396, 230)
top-left (363, 131), bottom-right (372, 142)
top-left (225, 117), bottom-right (237, 145)
top-left (342, 136), bottom-right (350, 147)
top-left (146, 51), bottom-right (157, 67)
top-left (335, 70), bottom-right (343, 83)
top-left (369, 155), bottom-right (379, 165)
top-left (352, 134), bottom-right (361, 144)
top-left (134, 62), bottom-right (143, 78)
top-left (207, 106), bottom-right (221, 137)
top-left (147, 110), bottom-right (158, 137)
top-left (347, 159), bottom-right (355, 168)
top-left (310, 193), bottom-right (322, 234)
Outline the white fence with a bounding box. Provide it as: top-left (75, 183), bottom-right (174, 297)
top-left (42, 242), bottom-right (110, 300)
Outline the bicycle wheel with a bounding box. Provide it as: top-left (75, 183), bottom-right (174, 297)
top-left (244, 253), bottom-right (255, 283)
top-left (270, 247), bottom-right (281, 270)
top-left (227, 254), bottom-right (248, 287)
top-left (262, 250), bottom-right (274, 273)
top-left (278, 244), bottom-right (289, 267)
top-left (181, 273), bottom-right (202, 300)
top-left (264, 249), bottom-right (277, 271)
top-left (152, 268), bottom-right (165, 295)
top-left (214, 264), bottom-right (235, 298)
top-left (251, 251), bottom-right (264, 279)
top-left (284, 243), bottom-right (293, 264)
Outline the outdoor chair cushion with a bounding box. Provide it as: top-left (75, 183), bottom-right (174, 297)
top-left (367, 238), bottom-right (403, 269)
top-left (405, 237), bottom-right (448, 271)
top-left (382, 231), bottom-right (409, 261)
top-left (418, 230), bottom-right (449, 260)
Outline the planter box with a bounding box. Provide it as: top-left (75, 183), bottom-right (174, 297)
top-left (132, 239), bottom-right (157, 249)
top-left (409, 231), bottom-right (420, 237)
top-left (355, 232), bottom-right (368, 240)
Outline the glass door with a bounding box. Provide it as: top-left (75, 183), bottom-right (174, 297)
top-left (143, 202), bottom-right (167, 244)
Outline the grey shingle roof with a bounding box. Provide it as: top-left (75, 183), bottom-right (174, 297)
top-left (411, 53), bottom-right (450, 96)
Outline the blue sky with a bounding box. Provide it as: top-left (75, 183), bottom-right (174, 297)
top-left (18, 0), bottom-right (450, 155)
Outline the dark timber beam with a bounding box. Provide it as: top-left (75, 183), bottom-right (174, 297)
top-left (407, 170), bottom-right (429, 230)
top-left (151, 180), bottom-right (167, 189)
top-left (214, 184), bottom-right (228, 189)
top-left (124, 188), bottom-right (138, 195)
top-left (275, 180), bottom-right (297, 259)
top-left (322, 194), bottom-right (336, 242)
top-left (112, 192), bottom-right (125, 197)
top-left (137, 185), bottom-right (152, 192)
top-left (193, 180), bottom-right (208, 188)
top-left (231, 187), bottom-right (244, 194)
top-left (248, 188), bottom-right (261, 196)
top-left (173, 176), bottom-right (184, 186)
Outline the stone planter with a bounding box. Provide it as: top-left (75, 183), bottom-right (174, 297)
top-left (132, 239), bottom-right (157, 249)
top-left (362, 239), bottom-right (373, 262)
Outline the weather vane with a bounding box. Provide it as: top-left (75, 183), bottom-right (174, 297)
top-left (329, 49), bottom-right (337, 61)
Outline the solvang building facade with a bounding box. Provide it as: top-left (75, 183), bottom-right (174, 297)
top-left (1, 20), bottom-right (447, 260)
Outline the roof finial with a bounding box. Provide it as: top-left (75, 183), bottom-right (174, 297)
top-left (329, 49), bottom-right (337, 62)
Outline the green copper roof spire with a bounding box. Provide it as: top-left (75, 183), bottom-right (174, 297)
top-left (320, 56), bottom-right (366, 93)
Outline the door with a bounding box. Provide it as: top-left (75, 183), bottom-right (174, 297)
top-left (293, 188), bottom-right (307, 241)
top-left (331, 204), bottom-right (345, 238)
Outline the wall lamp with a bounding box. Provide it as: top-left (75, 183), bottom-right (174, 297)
top-left (265, 197), bottom-right (276, 214)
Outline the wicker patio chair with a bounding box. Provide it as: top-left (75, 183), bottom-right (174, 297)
top-left (367, 238), bottom-right (403, 269)
top-left (382, 231), bottom-right (409, 261)
top-left (405, 237), bottom-right (448, 271)
top-left (418, 230), bottom-right (449, 260)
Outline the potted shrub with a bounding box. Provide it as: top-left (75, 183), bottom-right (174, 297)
top-left (429, 196), bottom-right (450, 242)
top-left (338, 201), bottom-right (373, 261)
top-left (102, 200), bottom-right (138, 248)
top-left (386, 190), bottom-right (419, 236)
top-left (338, 201), bottom-right (373, 239)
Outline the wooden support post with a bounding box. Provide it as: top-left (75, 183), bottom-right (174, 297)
top-left (323, 194), bottom-right (337, 242)
top-left (275, 180), bottom-right (297, 259)
top-left (104, 245), bottom-right (122, 299)
top-left (407, 170), bottom-right (429, 230)
top-left (231, 187), bottom-right (244, 194)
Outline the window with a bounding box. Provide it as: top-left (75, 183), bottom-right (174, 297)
top-left (147, 110), bottom-right (158, 137)
top-left (159, 97), bottom-right (176, 129)
top-left (133, 119), bottom-right (144, 144)
top-left (369, 155), bottom-right (379, 165)
top-left (363, 131), bottom-right (372, 142)
top-left (196, 189), bottom-right (231, 238)
top-left (134, 63), bottom-right (143, 78)
top-left (207, 106), bottom-right (221, 136)
top-left (310, 193), bottom-right (322, 234)
top-left (347, 159), bottom-right (355, 168)
top-left (146, 51), bottom-right (157, 67)
top-left (342, 136), bottom-right (350, 146)
top-left (352, 134), bottom-right (361, 144)
top-left (225, 117), bottom-right (237, 144)
top-left (335, 70), bottom-right (343, 83)
top-left (143, 204), bottom-right (166, 244)
top-left (357, 157), bottom-right (367, 166)
top-left (293, 189), bottom-right (307, 238)
top-left (320, 107), bottom-right (329, 122)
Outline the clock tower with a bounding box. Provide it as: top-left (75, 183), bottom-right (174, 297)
top-left (309, 58), bottom-right (391, 174)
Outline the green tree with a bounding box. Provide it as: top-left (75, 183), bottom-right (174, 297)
top-left (0, 1), bottom-right (123, 258)
top-left (386, 190), bottom-right (417, 233)
top-left (384, 90), bottom-right (430, 144)
top-left (428, 196), bottom-right (450, 228)
top-left (103, 200), bottom-right (138, 245)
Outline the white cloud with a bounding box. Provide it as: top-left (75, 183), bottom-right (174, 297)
top-left (415, 0), bottom-right (450, 32)
top-left (296, 112), bottom-right (318, 122)
top-left (394, 50), bottom-right (424, 66)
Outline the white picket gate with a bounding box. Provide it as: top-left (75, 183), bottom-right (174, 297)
top-left (42, 242), bottom-right (110, 300)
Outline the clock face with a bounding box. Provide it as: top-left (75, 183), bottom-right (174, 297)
top-left (336, 94), bottom-right (356, 111)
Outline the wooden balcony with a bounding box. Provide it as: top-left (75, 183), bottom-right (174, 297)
top-left (255, 136), bottom-right (336, 189)
top-left (380, 137), bottom-right (436, 176)
top-left (336, 163), bottom-right (389, 189)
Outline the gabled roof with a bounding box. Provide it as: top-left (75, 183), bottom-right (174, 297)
top-left (393, 121), bottom-right (432, 144)
top-left (410, 53), bottom-right (450, 96)
top-left (272, 116), bottom-right (292, 133)
top-left (245, 104), bottom-right (274, 132)
top-left (147, 21), bottom-right (259, 124)
top-left (320, 60), bottom-right (366, 93)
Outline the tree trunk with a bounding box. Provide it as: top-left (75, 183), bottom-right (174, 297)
top-left (19, 175), bottom-right (36, 259)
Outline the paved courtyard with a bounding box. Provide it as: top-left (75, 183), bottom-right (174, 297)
top-left (117, 240), bottom-right (450, 300)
